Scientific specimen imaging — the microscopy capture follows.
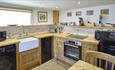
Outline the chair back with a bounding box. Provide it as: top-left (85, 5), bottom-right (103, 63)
top-left (85, 50), bottom-right (115, 70)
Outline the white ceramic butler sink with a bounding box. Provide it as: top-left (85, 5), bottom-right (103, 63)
top-left (19, 37), bottom-right (39, 52)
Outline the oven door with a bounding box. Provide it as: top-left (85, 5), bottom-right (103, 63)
top-left (64, 43), bottom-right (81, 61)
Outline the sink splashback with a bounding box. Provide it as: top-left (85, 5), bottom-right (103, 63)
top-left (0, 25), bottom-right (53, 39)
top-left (62, 26), bottom-right (96, 35)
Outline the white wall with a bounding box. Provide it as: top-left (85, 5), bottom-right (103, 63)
top-left (31, 8), bottom-right (53, 25)
top-left (60, 4), bottom-right (115, 25)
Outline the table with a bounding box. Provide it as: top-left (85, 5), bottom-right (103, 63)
top-left (68, 60), bottom-right (104, 70)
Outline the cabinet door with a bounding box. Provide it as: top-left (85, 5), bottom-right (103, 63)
top-left (53, 37), bottom-right (64, 59)
top-left (53, 37), bottom-right (58, 58)
top-left (57, 37), bottom-right (64, 60)
top-left (41, 37), bottom-right (52, 63)
top-left (19, 48), bottom-right (40, 70)
top-left (82, 42), bottom-right (98, 65)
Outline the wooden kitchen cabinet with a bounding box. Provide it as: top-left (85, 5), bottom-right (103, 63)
top-left (53, 37), bottom-right (64, 60)
top-left (82, 41), bottom-right (98, 65)
top-left (19, 48), bottom-right (40, 70)
top-left (53, 37), bottom-right (57, 58)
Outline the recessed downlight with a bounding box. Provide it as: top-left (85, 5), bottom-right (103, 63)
top-left (78, 1), bottom-right (81, 5)
top-left (56, 7), bottom-right (58, 8)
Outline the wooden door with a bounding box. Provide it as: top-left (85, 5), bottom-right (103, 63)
top-left (53, 10), bottom-right (59, 25)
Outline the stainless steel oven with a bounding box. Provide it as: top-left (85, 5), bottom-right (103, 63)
top-left (64, 39), bottom-right (81, 61)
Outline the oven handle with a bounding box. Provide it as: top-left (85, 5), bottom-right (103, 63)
top-left (64, 42), bottom-right (81, 46)
top-left (64, 43), bottom-right (81, 48)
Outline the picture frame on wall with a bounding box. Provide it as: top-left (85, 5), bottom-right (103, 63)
top-left (67, 12), bottom-right (72, 17)
top-left (87, 10), bottom-right (94, 16)
top-left (100, 9), bottom-right (109, 15)
top-left (76, 11), bottom-right (82, 16)
top-left (38, 11), bottom-right (48, 22)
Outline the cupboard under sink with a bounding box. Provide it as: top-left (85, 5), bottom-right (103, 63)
top-left (19, 37), bottom-right (40, 70)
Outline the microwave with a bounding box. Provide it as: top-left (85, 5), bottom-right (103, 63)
top-left (0, 31), bottom-right (6, 41)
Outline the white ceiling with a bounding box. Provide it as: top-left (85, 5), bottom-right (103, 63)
top-left (0, 0), bottom-right (115, 10)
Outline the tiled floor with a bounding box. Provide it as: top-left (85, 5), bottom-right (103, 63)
top-left (32, 59), bottom-right (71, 70)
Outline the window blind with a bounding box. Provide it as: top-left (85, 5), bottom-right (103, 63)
top-left (0, 6), bottom-right (32, 26)
top-left (0, 6), bottom-right (32, 13)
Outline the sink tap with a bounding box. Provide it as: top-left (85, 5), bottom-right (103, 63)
top-left (21, 25), bottom-right (25, 34)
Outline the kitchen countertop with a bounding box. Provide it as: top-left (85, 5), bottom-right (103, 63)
top-left (29, 32), bottom-right (99, 46)
top-left (33, 32), bottom-right (71, 38)
top-left (31, 32), bottom-right (99, 44)
top-left (0, 32), bottom-right (99, 47)
top-left (83, 35), bottom-right (99, 44)
top-left (0, 39), bottom-right (20, 47)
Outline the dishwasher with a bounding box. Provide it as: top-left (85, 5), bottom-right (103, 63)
top-left (41, 37), bottom-right (52, 63)
top-left (0, 44), bottom-right (16, 70)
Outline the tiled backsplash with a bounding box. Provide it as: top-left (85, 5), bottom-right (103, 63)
top-left (0, 25), bottom-right (53, 38)
top-left (62, 26), bottom-right (96, 35)
top-left (0, 24), bottom-right (113, 39)
top-left (62, 26), bottom-right (115, 36)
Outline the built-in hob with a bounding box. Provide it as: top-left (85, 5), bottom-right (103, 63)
top-left (67, 34), bottom-right (87, 40)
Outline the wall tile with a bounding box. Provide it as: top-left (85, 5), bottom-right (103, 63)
top-left (0, 25), bottom-right (53, 38)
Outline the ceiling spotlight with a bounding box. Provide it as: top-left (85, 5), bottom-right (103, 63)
top-left (78, 1), bottom-right (81, 5)
top-left (56, 7), bottom-right (58, 9)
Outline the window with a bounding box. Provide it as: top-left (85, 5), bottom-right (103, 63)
top-left (0, 8), bottom-right (31, 26)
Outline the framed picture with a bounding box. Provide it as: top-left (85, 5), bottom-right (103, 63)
top-left (38, 11), bottom-right (48, 22)
top-left (67, 12), bottom-right (72, 17)
top-left (87, 10), bottom-right (94, 16)
top-left (76, 11), bottom-right (82, 16)
top-left (100, 9), bottom-right (109, 15)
